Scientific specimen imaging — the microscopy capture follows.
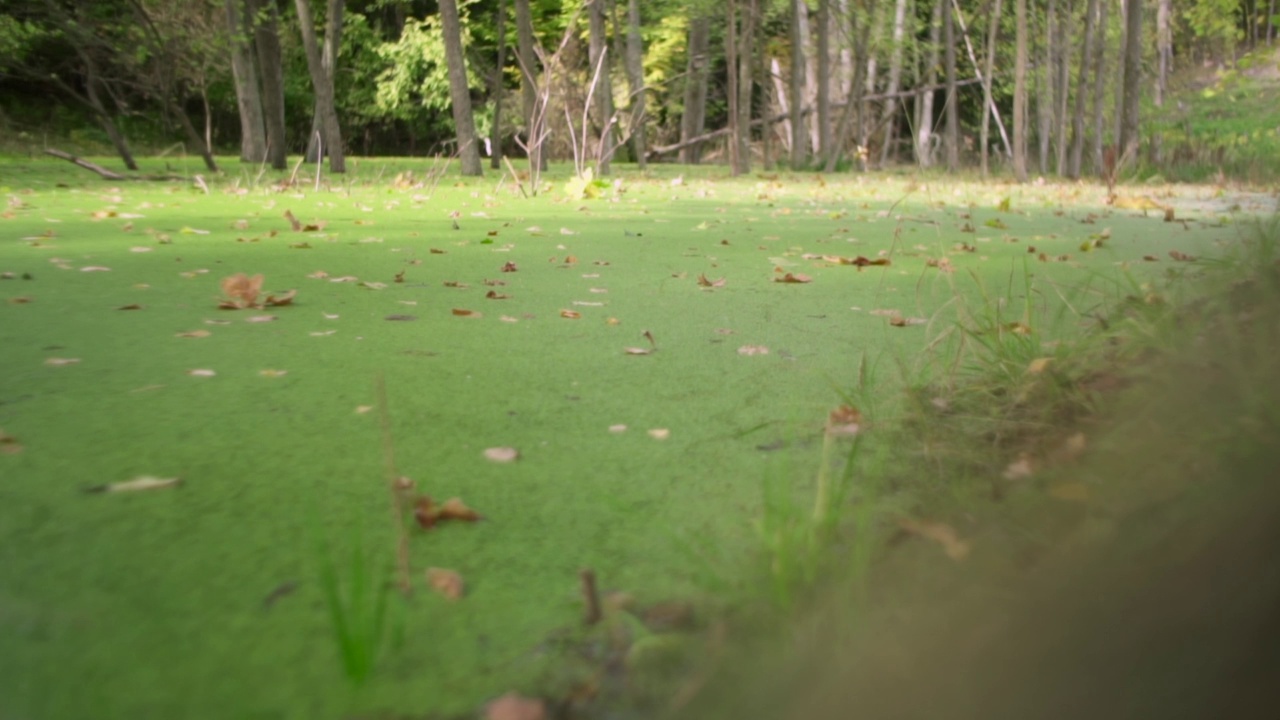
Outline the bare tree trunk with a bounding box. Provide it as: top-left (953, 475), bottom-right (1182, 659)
top-left (1068, 0), bottom-right (1098, 178)
top-left (943, 0), bottom-right (959, 171)
top-left (304, 0), bottom-right (344, 163)
top-left (817, 0), bottom-right (831, 159)
top-left (879, 0), bottom-right (908, 167)
top-left (439, 0), bottom-right (482, 175)
top-left (680, 15), bottom-right (712, 164)
top-left (624, 0), bottom-right (647, 168)
top-left (727, 0), bottom-right (740, 172)
top-left (1054, 0), bottom-right (1072, 175)
top-left (1091, 0), bottom-right (1109, 170)
top-left (916, 0), bottom-right (942, 167)
top-left (1118, 0), bottom-right (1143, 162)
top-left (83, 57), bottom-right (138, 171)
top-left (980, 0), bottom-right (1004, 175)
top-left (735, 0), bottom-right (758, 175)
top-left (225, 0), bottom-right (266, 163)
top-left (252, 0), bottom-right (287, 169)
top-left (294, 0), bottom-right (345, 172)
top-left (513, 0), bottom-right (544, 170)
top-left (790, 0), bottom-right (808, 168)
top-left (1038, 0), bottom-right (1056, 173)
top-left (488, 0), bottom-right (506, 169)
top-left (1013, 0), bottom-right (1029, 182)
top-left (588, 0), bottom-right (615, 174)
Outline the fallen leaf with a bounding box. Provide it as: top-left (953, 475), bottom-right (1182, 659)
top-left (560, 309), bottom-right (582, 319)
top-left (1142, 255), bottom-right (1159, 262)
top-left (360, 281), bottom-right (388, 290)
top-left (1169, 250), bottom-right (1196, 262)
top-left (500, 261), bottom-right (519, 272)
top-left (897, 518), bottom-right (970, 560)
top-left (355, 405), bottom-right (373, 414)
top-left (485, 692), bottom-right (546, 720)
top-left (385, 314), bottom-right (417, 321)
top-left (485, 290), bottom-right (510, 299)
top-left (323, 313), bottom-right (340, 319)
top-left (258, 369), bottom-right (287, 377)
top-left (452, 308), bottom-right (482, 318)
top-left (608, 424), bottom-right (628, 433)
top-left (245, 315), bottom-right (277, 323)
top-left (263, 289), bottom-right (296, 307)
top-left (737, 345), bottom-right (770, 356)
top-left (888, 316), bottom-right (927, 327)
top-left (220, 273), bottom-right (264, 307)
top-left (430, 248), bottom-right (447, 254)
top-left (130, 246), bottom-right (152, 253)
top-left (697, 273), bottom-right (726, 287)
top-left (827, 405), bottom-right (862, 436)
top-left (426, 568), bottom-right (465, 601)
top-left (500, 315), bottom-right (519, 323)
top-left (290, 241), bottom-right (312, 249)
top-left (1048, 482), bottom-right (1091, 502)
top-left (774, 272), bottom-right (812, 284)
top-left (648, 428), bottom-right (671, 440)
top-left (80, 266), bottom-right (111, 272)
top-left (394, 270), bottom-right (406, 283)
top-left (414, 495), bottom-right (484, 529)
top-left (484, 446), bottom-right (520, 463)
top-left (306, 270), bottom-right (329, 279)
top-left (329, 276), bottom-right (359, 283)
top-left (8, 296), bottom-right (32, 304)
top-left (624, 347), bottom-right (653, 355)
top-left (439, 497), bottom-right (483, 521)
top-left (176, 330), bottom-right (211, 338)
top-left (283, 209), bottom-right (302, 231)
top-left (84, 476), bottom-right (182, 494)
top-left (116, 303), bottom-right (144, 310)
top-left (442, 280), bottom-right (468, 288)
top-left (186, 369), bottom-right (217, 377)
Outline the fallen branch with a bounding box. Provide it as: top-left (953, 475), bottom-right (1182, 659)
top-left (43, 148), bottom-right (127, 180)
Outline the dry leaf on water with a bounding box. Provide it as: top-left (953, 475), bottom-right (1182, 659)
top-left (484, 446), bottom-right (519, 463)
top-left (116, 303), bottom-right (144, 310)
top-left (1169, 250), bottom-right (1197, 262)
top-left (648, 428), bottom-right (671, 440)
top-left (452, 308), bottom-right (482, 318)
top-left (84, 476), bottom-right (182, 494)
top-left (560, 309), bottom-right (582, 319)
top-left (774, 272), bottom-right (812, 284)
top-left (485, 692), bottom-right (546, 720)
top-left (827, 405), bottom-right (862, 436)
top-left (414, 496), bottom-right (484, 529)
top-left (385, 314), bottom-right (416, 321)
top-left (697, 273), bottom-right (726, 288)
top-left (501, 261), bottom-right (519, 273)
top-left (737, 345), bottom-right (769, 356)
top-left (897, 518), bottom-right (970, 560)
top-left (623, 347), bottom-right (652, 355)
top-left (486, 290), bottom-right (510, 299)
top-left (245, 315), bottom-right (276, 323)
top-left (186, 369), bottom-right (216, 377)
top-left (176, 330), bottom-right (211, 338)
top-left (888, 316), bottom-right (927, 327)
top-left (427, 567), bottom-right (465, 601)
top-left (258, 369), bottom-right (287, 377)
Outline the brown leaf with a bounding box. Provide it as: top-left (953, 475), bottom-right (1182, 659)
top-left (442, 280), bottom-right (468, 288)
top-left (429, 248), bottom-right (447, 254)
top-left (485, 692), bottom-right (546, 720)
top-left (258, 369), bottom-right (287, 377)
top-left (394, 270), bottom-right (405, 283)
top-left (485, 290), bottom-right (510, 299)
top-left (244, 315), bottom-right (277, 323)
top-left (116, 303), bottom-right (144, 310)
top-left (483, 279), bottom-right (507, 287)
top-left (8, 296), bottom-right (32, 304)
top-left (84, 476), bottom-right (182, 494)
top-left (697, 273), bottom-right (726, 287)
top-left (774, 272), bottom-right (812, 284)
top-left (560, 309), bottom-right (582, 319)
top-left (427, 567), bottom-right (465, 601)
top-left (221, 273), bottom-right (264, 306)
top-left (623, 347), bottom-right (653, 355)
top-left (176, 329), bottom-right (212, 338)
top-left (283, 209), bottom-right (302, 231)
top-left (827, 405), bottom-right (862, 436)
top-left (413, 496), bottom-right (438, 529)
top-left (1169, 250), bottom-right (1197, 262)
top-left (500, 261), bottom-right (519, 272)
top-left (897, 518), bottom-right (970, 560)
top-left (737, 345), bottom-right (770, 356)
top-left (438, 497), bottom-right (483, 522)
top-left (452, 308), bottom-right (482, 318)
top-left (1143, 254), bottom-right (1159, 261)
top-left (263, 289), bottom-right (296, 307)
top-left (384, 314), bottom-right (417, 321)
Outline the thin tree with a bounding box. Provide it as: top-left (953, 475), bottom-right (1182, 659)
top-left (980, 0), bottom-right (1004, 176)
top-left (624, 0), bottom-right (647, 168)
top-left (224, 0), bottom-right (266, 162)
top-left (294, 0), bottom-right (344, 172)
top-left (879, 0), bottom-right (909, 167)
top-left (916, 0), bottom-right (942, 168)
top-left (790, 0), bottom-right (808, 168)
top-left (735, 0), bottom-right (758, 175)
top-left (942, 0), bottom-right (959, 171)
top-left (490, 0), bottom-right (507, 170)
top-left (1068, 0), bottom-right (1098, 178)
top-left (1013, 0), bottom-right (1029, 181)
top-left (439, 0), bottom-right (482, 175)
top-left (301, 0), bottom-right (343, 164)
top-left (514, 0), bottom-right (544, 170)
top-left (680, 14), bottom-right (712, 164)
top-left (587, 0), bottom-right (615, 174)
top-left (817, 0), bottom-right (831, 159)
top-left (1118, 0), bottom-right (1143, 163)
top-left (1090, 0), bottom-right (1109, 170)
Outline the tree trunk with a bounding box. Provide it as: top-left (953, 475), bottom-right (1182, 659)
top-left (588, 0), bottom-right (615, 174)
top-left (817, 0), bottom-right (831, 160)
top-left (304, 0), bottom-right (344, 163)
top-left (491, 0), bottom-right (506, 170)
top-left (726, 0), bottom-right (740, 172)
top-left (916, 0), bottom-right (942, 167)
top-left (1039, 0), bottom-right (1056, 173)
top-left (513, 0), bottom-right (544, 170)
top-left (1118, 0), bottom-right (1143, 162)
top-left (735, 0), bottom-right (758, 175)
top-left (439, 0), bottom-right (482, 175)
top-left (252, 0), bottom-right (287, 169)
top-left (1054, 0), bottom-right (1072, 175)
top-left (980, 0), bottom-right (1004, 175)
top-left (1013, 0), bottom-right (1029, 182)
top-left (624, 0), bottom-right (647, 168)
top-left (790, 0), bottom-right (808, 168)
top-left (225, 0), bottom-right (266, 163)
top-left (1091, 0), bottom-right (1109, 171)
top-left (879, 0), bottom-right (909, 167)
top-left (943, 0), bottom-right (959, 171)
top-left (1155, 0), bottom-right (1171, 107)
top-left (294, 0), bottom-right (345, 172)
top-left (1068, 0), bottom-right (1098, 178)
top-left (82, 57), bottom-right (138, 171)
top-left (680, 15), bottom-right (712, 164)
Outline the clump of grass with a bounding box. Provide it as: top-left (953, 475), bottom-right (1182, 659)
top-left (310, 522), bottom-right (394, 689)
